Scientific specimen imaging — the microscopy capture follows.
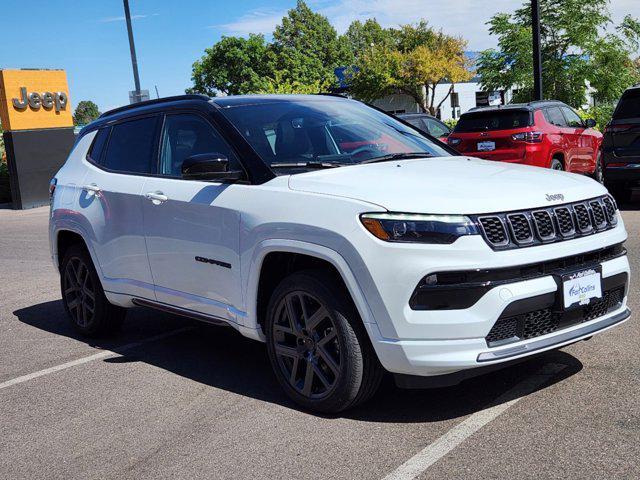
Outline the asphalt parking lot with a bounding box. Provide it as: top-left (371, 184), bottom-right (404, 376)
top-left (1, 204), bottom-right (639, 480)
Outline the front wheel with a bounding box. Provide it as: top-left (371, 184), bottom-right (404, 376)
top-left (265, 270), bottom-right (383, 413)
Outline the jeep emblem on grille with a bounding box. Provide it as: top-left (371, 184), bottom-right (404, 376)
top-left (546, 193), bottom-right (564, 202)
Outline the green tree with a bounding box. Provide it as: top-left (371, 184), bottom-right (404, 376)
top-left (345, 19), bottom-right (392, 60)
top-left (477, 0), bottom-right (640, 106)
top-left (73, 100), bottom-right (101, 126)
top-left (187, 34), bottom-right (275, 96)
top-left (272, 0), bottom-right (352, 89)
top-left (350, 24), bottom-right (472, 114)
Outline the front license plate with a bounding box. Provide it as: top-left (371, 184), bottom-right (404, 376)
top-left (477, 141), bottom-right (496, 151)
top-left (562, 268), bottom-right (602, 309)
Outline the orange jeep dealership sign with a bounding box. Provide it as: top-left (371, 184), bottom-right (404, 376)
top-left (0, 69), bottom-right (73, 131)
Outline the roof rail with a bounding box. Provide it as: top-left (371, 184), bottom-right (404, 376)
top-left (527, 99), bottom-right (562, 106)
top-left (99, 94), bottom-right (210, 118)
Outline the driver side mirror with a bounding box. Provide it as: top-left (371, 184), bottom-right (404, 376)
top-left (584, 118), bottom-right (597, 128)
top-left (181, 153), bottom-right (243, 181)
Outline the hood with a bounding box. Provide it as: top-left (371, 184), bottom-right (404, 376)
top-left (287, 156), bottom-right (608, 214)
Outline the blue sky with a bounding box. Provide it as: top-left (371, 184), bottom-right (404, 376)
top-left (1, 0), bottom-right (638, 113)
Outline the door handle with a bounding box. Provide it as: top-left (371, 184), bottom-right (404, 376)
top-left (82, 183), bottom-right (101, 196)
top-left (145, 191), bottom-right (168, 205)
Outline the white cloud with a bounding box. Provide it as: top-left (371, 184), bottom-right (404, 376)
top-left (217, 8), bottom-right (286, 36)
top-left (221, 0), bottom-right (640, 50)
top-left (100, 13), bottom-right (160, 23)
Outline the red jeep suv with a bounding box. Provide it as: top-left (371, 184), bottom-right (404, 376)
top-left (447, 101), bottom-right (603, 180)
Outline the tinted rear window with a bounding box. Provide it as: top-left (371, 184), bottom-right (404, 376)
top-left (455, 110), bottom-right (532, 132)
top-left (613, 90), bottom-right (640, 120)
top-left (87, 127), bottom-right (110, 164)
top-left (103, 116), bottom-right (159, 174)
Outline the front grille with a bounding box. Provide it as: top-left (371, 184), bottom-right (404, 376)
top-left (479, 217), bottom-right (508, 246)
top-left (574, 203), bottom-right (592, 233)
top-left (532, 210), bottom-right (555, 240)
top-left (486, 287), bottom-right (625, 347)
top-left (603, 196), bottom-right (618, 224)
top-left (507, 213), bottom-right (533, 243)
top-left (589, 200), bottom-right (607, 229)
top-left (554, 207), bottom-right (575, 236)
top-left (474, 195), bottom-right (617, 250)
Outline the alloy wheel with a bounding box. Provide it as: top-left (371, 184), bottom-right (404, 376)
top-left (63, 257), bottom-right (96, 328)
top-left (272, 291), bottom-right (342, 399)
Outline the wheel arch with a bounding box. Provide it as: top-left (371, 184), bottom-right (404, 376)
top-left (244, 240), bottom-right (377, 342)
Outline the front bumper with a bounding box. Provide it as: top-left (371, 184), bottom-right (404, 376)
top-left (363, 232), bottom-right (630, 377)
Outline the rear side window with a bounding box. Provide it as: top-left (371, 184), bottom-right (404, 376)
top-left (425, 118), bottom-right (450, 137)
top-left (544, 107), bottom-right (567, 127)
top-left (454, 110), bottom-right (531, 132)
top-left (102, 116), bottom-right (159, 174)
top-left (87, 127), bottom-right (110, 164)
top-left (613, 90), bottom-right (640, 120)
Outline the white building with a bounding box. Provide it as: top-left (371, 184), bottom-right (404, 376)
top-left (370, 79), bottom-right (514, 121)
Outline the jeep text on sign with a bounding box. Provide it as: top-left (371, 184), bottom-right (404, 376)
top-left (0, 69), bottom-right (73, 131)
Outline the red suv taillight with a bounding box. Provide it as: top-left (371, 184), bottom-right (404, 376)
top-left (605, 124), bottom-right (634, 134)
top-left (511, 131), bottom-right (543, 143)
top-left (49, 178), bottom-right (57, 200)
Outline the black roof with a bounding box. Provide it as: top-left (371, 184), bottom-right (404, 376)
top-left (99, 94), bottom-right (210, 118)
top-left (80, 93), bottom-right (354, 136)
top-left (467, 100), bottom-right (565, 114)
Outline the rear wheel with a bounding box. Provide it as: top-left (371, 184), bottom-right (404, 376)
top-left (550, 158), bottom-right (564, 171)
top-left (265, 270), bottom-right (383, 413)
top-left (60, 244), bottom-right (126, 337)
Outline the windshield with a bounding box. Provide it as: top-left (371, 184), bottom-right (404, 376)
top-left (218, 97), bottom-right (451, 173)
top-left (455, 110), bottom-right (532, 132)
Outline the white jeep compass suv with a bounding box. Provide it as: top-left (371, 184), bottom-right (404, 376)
top-left (49, 94), bottom-right (630, 412)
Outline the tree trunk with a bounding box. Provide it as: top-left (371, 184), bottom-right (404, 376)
top-left (435, 84), bottom-right (455, 116)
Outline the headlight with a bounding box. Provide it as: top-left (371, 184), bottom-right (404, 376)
top-left (360, 213), bottom-right (479, 244)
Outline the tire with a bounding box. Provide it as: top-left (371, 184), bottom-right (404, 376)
top-left (550, 158), bottom-right (564, 171)
top-left (591, 152), bottom-right (604, 184)
top-left (60, 244), bottom-right (126, 337)
top-left (265, 270), bottom-right (383, 413)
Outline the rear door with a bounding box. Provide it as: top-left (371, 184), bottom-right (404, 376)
top-left (79, 116), bottom-right (160, 300)
top-left (608, 89), bottom-right (640, 160)
top-left (561, 106), bottom-right (592, 172)
top-left (141, 112), bottom-right (243, 322)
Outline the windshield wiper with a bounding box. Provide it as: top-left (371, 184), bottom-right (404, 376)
top-left (360, 152), bottom-right (433, 164)
top-left (270, 161), bottom-right (343, 169)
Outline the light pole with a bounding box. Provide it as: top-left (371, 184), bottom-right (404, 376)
top-left (532, 0), bottom-right (543, 100)
top-left (123, 0), bottom-right (142, 103)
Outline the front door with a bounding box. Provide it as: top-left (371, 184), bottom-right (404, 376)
top-left (141, 112), bottom-right (243, 322)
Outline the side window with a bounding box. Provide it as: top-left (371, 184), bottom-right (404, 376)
top-left (102, 116), bottom-right (159, 174)
top-left (87, 127), bottom-right (110, 164)
top-left (561, 107), bottom-right (584, 128)
top-left (159, 113), bottom-right (240, 177)
top-left (425, 118), bottom-right (450, 137)
top-left (544, 107), bottom-right (567, 127)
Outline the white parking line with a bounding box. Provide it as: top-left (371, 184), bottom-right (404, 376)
top-left (0, 327), bottom-right (193, 391)
top-left (383, 363), bottom-right (566, 480)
